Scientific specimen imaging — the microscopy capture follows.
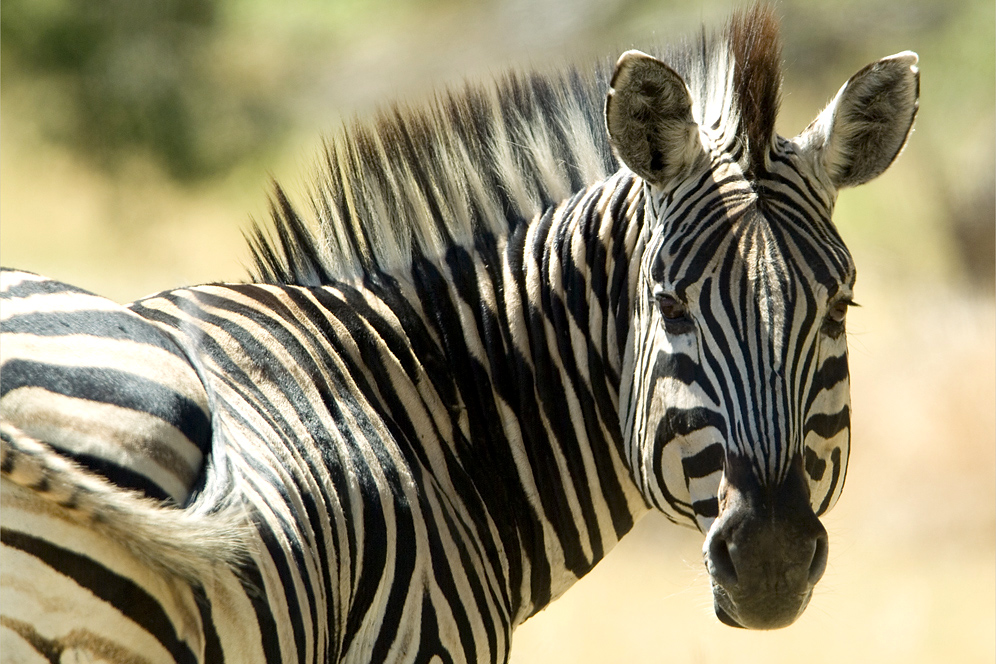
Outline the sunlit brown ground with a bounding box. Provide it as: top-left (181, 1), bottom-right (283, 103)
top-left (2, 1), bottom-right (993, 661)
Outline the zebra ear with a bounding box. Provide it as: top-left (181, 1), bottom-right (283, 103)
top-left (797, 52), bottom-right (919, 189)
top-left (606, 50), bottom-right (704, 186)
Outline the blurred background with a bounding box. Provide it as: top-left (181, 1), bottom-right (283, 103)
top-left (1, 0), bottom-right (992, 661)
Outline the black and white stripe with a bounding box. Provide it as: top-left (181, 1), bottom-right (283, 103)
top-left (2, 3), bottom-right (919, 660)
top-left (1, 271), bottom-right (213, 505)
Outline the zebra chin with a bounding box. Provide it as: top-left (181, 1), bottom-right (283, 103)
top-left (711, 589), bottom-right (815, 630)
top-left (701, 454), bottom-right (829, 630)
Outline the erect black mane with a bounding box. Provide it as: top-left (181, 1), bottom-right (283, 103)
top-left (249, 3), bottom-right (784, 286)
top-left (729, 3), bottom-right (783, 178)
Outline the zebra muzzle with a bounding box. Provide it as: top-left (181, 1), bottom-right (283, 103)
top-left (702, 454), bottom-right (828, 629)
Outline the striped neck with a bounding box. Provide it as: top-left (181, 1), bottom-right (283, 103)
top-left (394, 170), bottom-right (653, 622)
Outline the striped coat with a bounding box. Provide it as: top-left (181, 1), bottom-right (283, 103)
top-left (1, 4), bottom-right (918, 662)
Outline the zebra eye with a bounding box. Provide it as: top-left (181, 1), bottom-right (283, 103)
top-left (653, 288), bottom-right (694, 333)
top-left (823, 300), bottom-right (853, 338)
top-left (657, 294), bottom-right (686, 320)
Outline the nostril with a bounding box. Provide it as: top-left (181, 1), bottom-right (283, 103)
top-left (808, 534), bottom-right (829, 584)
top-left (707, 537), bottom-right (739, 587)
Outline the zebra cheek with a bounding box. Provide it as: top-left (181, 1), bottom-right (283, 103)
top-left (637, 345), bottom-right (726, 530)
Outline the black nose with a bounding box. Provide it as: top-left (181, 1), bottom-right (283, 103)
top-left (808, 529), bottom-right (829, 584)
top-left (705, 519), bottom-right (828, 590)
top-left (703, 455), bottom-right (829, 630)
top-left (706, 534), bottom-right (739, 588)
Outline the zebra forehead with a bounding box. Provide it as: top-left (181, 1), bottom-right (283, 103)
top-left (732, 210), bottom-right (851, 292)
top-left (656, 200), bottom-right (853, 301)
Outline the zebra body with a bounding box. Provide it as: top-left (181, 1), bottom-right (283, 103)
top-left (3, 167), bottom-right (647, 662)
top-left (1, 5), bottom-right (919, 662)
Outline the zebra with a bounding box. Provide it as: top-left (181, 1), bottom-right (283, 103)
top-left (1, 4), bottom-right (919, 662)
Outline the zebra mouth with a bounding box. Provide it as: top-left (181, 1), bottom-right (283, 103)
top-left (710, 581), bottom-right (814, 630)
top-left (714, 601), bottom-right (746, 629)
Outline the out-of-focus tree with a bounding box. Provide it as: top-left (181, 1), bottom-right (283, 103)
top-left (2, 0), bottom-right (992, 289)
top-left (1, 0), bottom-right (284, 180)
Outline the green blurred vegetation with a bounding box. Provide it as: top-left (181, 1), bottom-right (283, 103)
top-left (1, 0), bottom-right (283, 180)
top-left (1, 0), bottom-right (993, 289)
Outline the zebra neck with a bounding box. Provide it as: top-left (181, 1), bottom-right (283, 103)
top-left (133, 170), bottom-right (653, 638)
top-left (397, 170), bottom-right (651, 621)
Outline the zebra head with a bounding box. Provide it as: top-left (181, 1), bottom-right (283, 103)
top-left (608, 11), bottom-right (919, 629)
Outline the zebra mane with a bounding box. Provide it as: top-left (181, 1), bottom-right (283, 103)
top-left (249, 3), bottom-right (783, 286)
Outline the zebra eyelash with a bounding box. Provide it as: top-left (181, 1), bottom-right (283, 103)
top-left (822, 298), bottom-right (856, 337)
